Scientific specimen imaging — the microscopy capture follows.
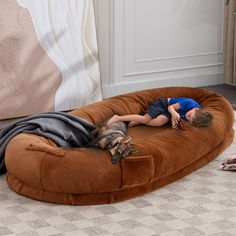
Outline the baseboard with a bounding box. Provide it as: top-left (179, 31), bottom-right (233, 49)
top-left (102, 73), bottom-right (224, 98)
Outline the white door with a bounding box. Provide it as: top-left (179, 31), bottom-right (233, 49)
top-left (96, 0), bottom-right (224, 98)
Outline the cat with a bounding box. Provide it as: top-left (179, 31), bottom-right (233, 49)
top-left (90, 120), bottom-right (136, 164)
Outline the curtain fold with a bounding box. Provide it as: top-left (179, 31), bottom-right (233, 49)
top-left (16, 0), bottom-right (102, 111)
top-left (224, 0), bottom-right (236, 84)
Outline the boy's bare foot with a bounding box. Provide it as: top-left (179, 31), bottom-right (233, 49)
top-left (128, 121), bottom-right (138, 127)
top-left (108, 115), bottom-right (120, 124)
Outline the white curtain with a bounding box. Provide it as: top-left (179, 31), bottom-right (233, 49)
top-left (17, 0), bottom-right (102, 111)
top-left (224, 0), bottom-right (236, 85)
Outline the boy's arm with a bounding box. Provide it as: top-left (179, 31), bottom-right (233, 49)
top-left (168, 103), bottom-right (181, 129)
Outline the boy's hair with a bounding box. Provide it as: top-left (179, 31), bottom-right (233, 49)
top-left (192, 109), bottom-right (213, 127)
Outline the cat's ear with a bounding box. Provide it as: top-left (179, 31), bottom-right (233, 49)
top-left (122, 136), bottom-right (132, 143)
top-left (110, 145), bottom-right (119, 156)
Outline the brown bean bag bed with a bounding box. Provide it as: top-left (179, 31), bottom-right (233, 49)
top-left (5, 87), bottom-right (234, 205)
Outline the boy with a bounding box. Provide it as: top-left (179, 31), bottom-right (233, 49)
top-left (108, 98), bottom-right (213, 129)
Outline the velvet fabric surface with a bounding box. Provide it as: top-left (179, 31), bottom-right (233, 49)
top-left (5, 87), bottom-right (235, 205)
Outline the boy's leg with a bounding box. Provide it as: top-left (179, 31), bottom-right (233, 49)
top-left (146, 115), bottom-right (169, 127)
top-left (108, 114), bottom-right (152, 125)
top-left (128, 114), bottom-right (152, 127)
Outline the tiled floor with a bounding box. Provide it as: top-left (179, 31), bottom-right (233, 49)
top-left (0, 114), bottom-right (235, 236)
top-left (0, 85), bottom-right (235, 235)
top-left (202, 84), bottom-right (236, 110)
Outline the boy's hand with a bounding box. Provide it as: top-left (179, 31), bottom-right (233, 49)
top-left (167, 103), bottom-right (181, 129)
top-left (171, 112), bottom-right (180, 129)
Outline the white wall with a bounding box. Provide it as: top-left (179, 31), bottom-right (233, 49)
top-left (96, 0), bottom-right (224, 98)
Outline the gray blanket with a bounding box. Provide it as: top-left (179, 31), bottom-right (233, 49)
top-left (0, 112), bottom-right (96, 174)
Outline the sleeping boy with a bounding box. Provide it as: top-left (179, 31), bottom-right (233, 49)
top-left (108, 97), bottom-right (213, 129)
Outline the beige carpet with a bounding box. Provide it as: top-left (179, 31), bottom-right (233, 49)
top-left (0, 113), bottom-right (235, 236)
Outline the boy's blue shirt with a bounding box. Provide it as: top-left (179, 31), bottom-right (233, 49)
top-left (169, 98), bottom-right (201, 120)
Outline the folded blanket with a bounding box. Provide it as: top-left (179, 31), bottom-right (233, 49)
top-left (0, 112), bottom-right (96, 174)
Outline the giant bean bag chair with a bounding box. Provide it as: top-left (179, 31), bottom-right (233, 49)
top-left (5, 87), bottom-right (234, 205)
